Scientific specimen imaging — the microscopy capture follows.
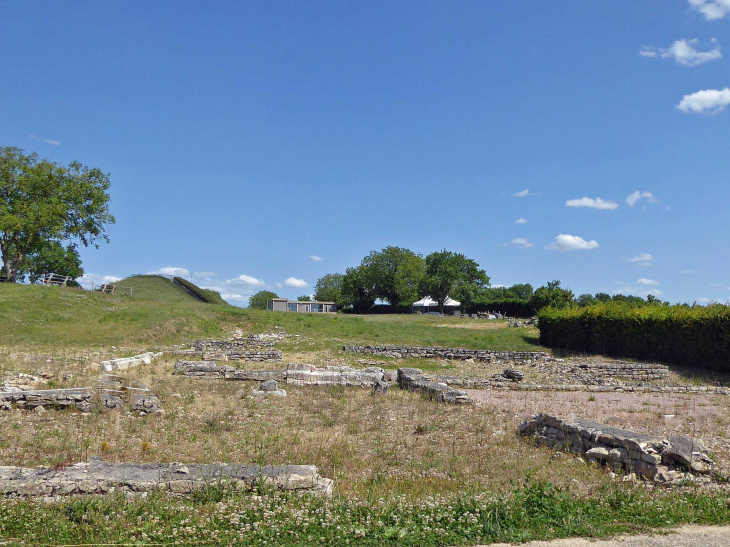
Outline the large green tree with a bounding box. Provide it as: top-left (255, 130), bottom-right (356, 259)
top-left (0, 147), bottom-right (114, 282)
top-left (341, 265), bottom-right (376, 312)
top-left (361, 246), bottom-right (424, 307)
top-left (22, 240), bottom-right (84, 284)
top-left (532, 280), bottom-right (575, 311)
top-left (249, 290), bottom-right (279, 310)
top-left (313, 273), bottom-right (345, 307)
top-left (422, 250), bottom-right (490, 312)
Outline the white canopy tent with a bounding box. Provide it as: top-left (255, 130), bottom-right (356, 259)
top-left (412, 295), bottom-right (461, 313)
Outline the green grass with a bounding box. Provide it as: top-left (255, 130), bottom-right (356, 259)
top-left (173, 276), bottom-right (229, 305)
top-left (0, 282), bottom-right (544, 351)
top-left (1, 480), bottom-right (728, 546)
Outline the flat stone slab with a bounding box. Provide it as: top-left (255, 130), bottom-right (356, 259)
top-left (0, 458), bottom-right (333, 497)
top-left (100, 352), bottom-right (160, 372)
top-left (286, 364), bottom-right (385, 387)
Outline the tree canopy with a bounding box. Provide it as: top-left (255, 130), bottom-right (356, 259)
top-left (423, 250), bottom-right (490, 312)
top-left (249, 290), bottom-right (278, 310)
top-left (313, 273), bottom-right (345, 307)
top-left (361, 246), bottom-right (425, 306)
top-left (0, 146), bottom-right (114, 282)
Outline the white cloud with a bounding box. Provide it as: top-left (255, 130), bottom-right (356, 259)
top-left (491, 284), bottom-right (507, 288)
top-left (637, 278), bottom-right (660, 286)
top-left (626, 191), bottom-right (658, 207)
top-left (613, 287), bottom-right (664, 297)
top-left (193, 271), bottom-right (218, 279)
top-left (689, 0), bottom-right (730, 20)
top-left (147, 267), bottom-right (190, 277)
top-left (639, 47), bottom-right (658, 58)
top-left (44, 139), bottom-right (61, 146)
top-left (226, 274), bottom-right (265, 286)
top-left (514, 218), bottom-right (528, 224)
top-left (284, 277), bottom-right (308, 288)
top-left (565, 197), bottom-right (619, 210)
top-left (677, 88), bottom-right (730, 114)
top-left (625, 253), bottom-right (653, 266)
top-left (696, 297), bottom-right (712, 304)
top-left (510, 238), bottom-right (535, 248)
top-left (309, 255), bottom-right (323, 262)
top-left (545, 234), bottom-right (599, 251)
top-left (77, 273), bottom-right (122, 290)
top-left (641, 39), bottom-right (722, 66)
top-left (28, 133), bottom-right (38, 139)
top-left (512, 189), bottom-right (539, 197)
top-left (275, 282), bottom-right (283, 289)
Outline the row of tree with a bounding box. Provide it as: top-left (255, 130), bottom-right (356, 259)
top-left (311, 247), bottom-right (491, 312)
top-left (1, 146), bottom-right (114, 283)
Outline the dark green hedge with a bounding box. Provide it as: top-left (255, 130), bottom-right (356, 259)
top-left (537, 303), bottom-right (730, 371)
top-left (173, 277), bottom-right (227, 305)
top-left (466, 299), bottom-right (535, 318)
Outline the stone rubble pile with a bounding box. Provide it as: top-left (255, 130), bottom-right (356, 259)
top-left (344, 344), bottom-right (548, 363)
top-left (534, 361), bottom-right (669, 384)
top-left (174, 361), bottom-right (286, 381)
top-left (397, 368), bottom-right (471, 404)
top-left (519, 414), bottom-right (716, 482)
top-left (0, 457), bottom-right (333, 498)
top-left (252, 380), bottom-right (287, 397)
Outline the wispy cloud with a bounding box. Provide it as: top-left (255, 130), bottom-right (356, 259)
top-left (193, 271), bottom-right (218, 279)
top-left (613, 286), bottom-right (664, 297)
top-left (637, 278), bottom-right (660, 286)
top-left (626, 191), bottom-right (658, 207)
top-left (284, 277), bottom-right (308, 288)
top-left (509, 238), bottom-right (535, 248)
top-left (546, 234), bottom-right (599, 252)
top-left (147, 266), bottom-right (190, 277)
top-left (624, 253), bottom-right (653, 266)
top-left (640, 39), bottom-right (721, 66)
top-left (44, 139), bottom-right (61, 146)
top-left (681, 269), bottom-right (700, 274)
top-left (512, 189), bottom-right (540, 197)
top-left (689, 0), bottom-right (730, 20)
top-left (309, 255), bottom-right (323, 262)
top-left (566, 197), bottom-right (619, 210)
top-left (514, 218), bottom-right (528, 224)
top-left (677, 87), bottom-right (730, 114)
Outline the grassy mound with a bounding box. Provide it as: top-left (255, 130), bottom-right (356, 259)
top-left (173, 276), bottom-right (228, 305)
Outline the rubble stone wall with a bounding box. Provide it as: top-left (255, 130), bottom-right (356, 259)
top-left (519, 414), bottom-right (715, 481)
top-left (0, 458), bottom-right (333, 498)
top-left (0, 387), bottom-right (161, 414)
top-left (344, 345), bottom-right (548, 362)
top-left (174, 361), bottom-right (286, 381)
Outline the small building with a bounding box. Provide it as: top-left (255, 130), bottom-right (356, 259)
top-left (268, 298), bottom-right (337, 313)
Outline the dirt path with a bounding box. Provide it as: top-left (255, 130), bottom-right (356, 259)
top-left (482, 525), bottom-right (730, 546)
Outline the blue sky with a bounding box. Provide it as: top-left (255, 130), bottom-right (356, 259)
top-left (1, 1), bottom-right (729, 305)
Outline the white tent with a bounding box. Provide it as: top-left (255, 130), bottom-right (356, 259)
top-left (412, 296), bottom-right (461, 312)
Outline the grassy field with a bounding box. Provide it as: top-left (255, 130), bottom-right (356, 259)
top-left (0, 279), bottom-right (543, 351)
top-left (1, 282), bottom-right (730, 545)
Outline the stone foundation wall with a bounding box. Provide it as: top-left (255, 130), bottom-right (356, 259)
top-left (286, 364), bottom-right (385, 387)
top-left (537, 362), bottom-right (669, 383)
top-left (344, 345), bottom-right (548, 362)
top-left (519, 414), bottom-right (715, 481)
top-left (174, 361), bottom-right (286, 382)
top-left (100, 352), bottom-right (161, 372)
top-left (397, 368), bottom-right (471, 404)
top-left (0, 387), bottom-right (161, 414)
top-left (0, 457), bottom-right (333, 498)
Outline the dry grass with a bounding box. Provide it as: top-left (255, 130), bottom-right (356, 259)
top-left (0, 354), bottom-right (615, 499)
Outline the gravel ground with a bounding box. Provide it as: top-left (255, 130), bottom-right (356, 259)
top-left (483, 525), bottom-right (730, 546)
top-left (470, 388), bottom-right (730, 474)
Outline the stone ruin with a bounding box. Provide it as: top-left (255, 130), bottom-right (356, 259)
top-left (397, 368), bottom-right (471, 404)
top-left (174, 361), bottom-right (472, 404)
top-left (343, 344), bottom-right (548, 363)
top-left (252, 380), bottom-right (287, 397)
top-left (190, 341), bottom-right (283, 363)
top-left (100, 351), bottom-right (161, 372)
top-left (0, 375), bottom-right (161, 414)
top-left (0, 457), bottom-right (333, 498)
top-left (519, 414), bottom-right (716, 482)
top-left (535, 361), bottom-right (670, 384)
